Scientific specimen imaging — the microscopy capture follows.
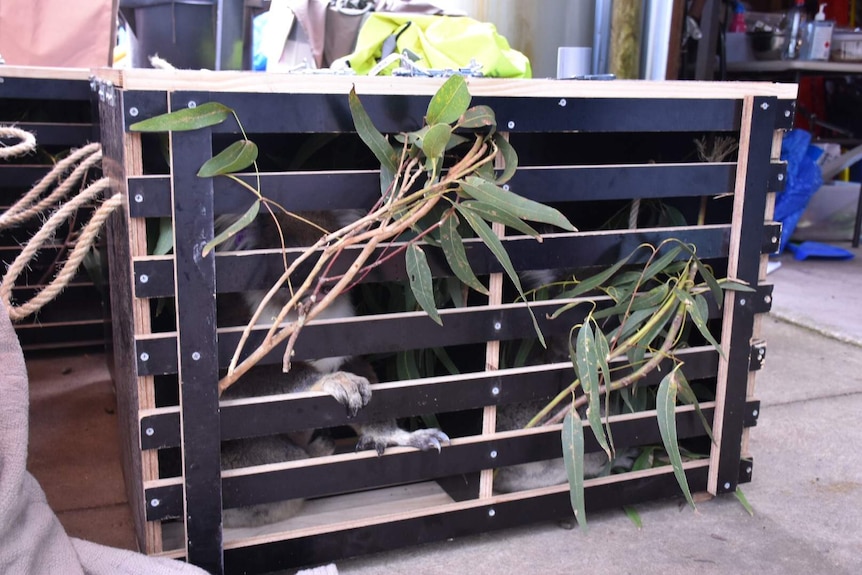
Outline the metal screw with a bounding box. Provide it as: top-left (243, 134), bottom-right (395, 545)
top-left (724, 482), bottom-right (732, 490)
top-left (764, 295), bottom-right (772, 305)
top-left (502, 184), bottom-right (510, 191)
top-left (191, 351), bottom-right (201, 361)
top-left (771, 236), bottom-right (778, 244)
top-left (752, 409), bottom-right (759, 417)
top-left (491, 386), bottom-right (500, 396)
top-left (129, 107), bottom-right (139, 117)
top-left (760, 102), bottom-right (769, 111)
top-left (558, 98), bottom-right (567, 107)
top-left (488, 508), bottom-right (496, 517)
top-left (140, 352), bottom-right (149, 362)
top-left (739, 298), bottom-right (746, 306)
top-left (187, 101), bottom-right (197, 109)
top-left (507, 121), bottom-right (515, 129)
top-left (493, 321), bottom-right (502, 331)
top-left (134, 194), bottom-right (144, 203)
top-left (784, 110), bottom-right (792, 118)
top-left (139, 274), bottom-right (149, 284)
top-left (746, 466), bottom-right (752, 474)
top-left (490, 450), bottom-right (498, 459)
top-left (777, 173), bottom-right (784, 182)
top-left (150, 498), bottom-right (160, 507)
top-left (145, 427), bottom-right (155, 437)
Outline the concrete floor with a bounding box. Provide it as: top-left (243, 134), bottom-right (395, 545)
top-left (24, 251), bottom-right (862, 574)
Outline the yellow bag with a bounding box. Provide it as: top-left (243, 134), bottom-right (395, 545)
top-left (341, 13), bottom-right (531, 78)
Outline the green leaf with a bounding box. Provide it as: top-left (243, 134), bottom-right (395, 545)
top-left (129, 102), bottom-right (232, 132)
top-left (719, 279), bottom-right (756, 292)
top-left (623, 506), bottom-right (643, 529)
top-left (457, 105), bottom-right (497, 130)
top-left (676, 289), bottom-right (725, 359)
top-left (197, 140), bottom-right (258, 177)
top-left (439, 213), bottom-right (488, 295)
top-left (672, 241), bottom-right (723, 308)
top-left (202, 200), bottom-right (260, 257)
top-left (656, 367), bottom-right (696, 509)
top-left (461, 176), bottom-right (575, 231)
top-left (735, 487), bottom-right (755, 516)
top-left (595, 326), bottom-right (614, 456)
top-left (154, 217), bottom-right (174, 256)
top-left (554, 244), bottom-right (650, 302)
top-left (420, 123), bottom-right (452, 159)
top-left (493, 133), bottom-right (518, 185)
top-left (562, 408), bottom-right (587, 531)
top-left (396, 351), bottom-right (422, 381)
top-left (675, 368), bottom-right (716, 444)
top-left (631, 446), bottom-right (657, 471)
top-left (575, 320), bottom-right (612, 462)
top-left (426, 75), bottom-right (471, 125)
top-left (456, 204), bottom-right (546, 347)
top-left (460, 200), bottom-right (541, 239)
top-left (431, 346), bottom-right (461, 375)
top-left (642, 245), bottom-right (683, 284)
top-left (406, 243), bottom-right (442, 325)
top-left (349, 86), bottom-right (399, 176)
top-left (593, 282), bottom-right (670, 321)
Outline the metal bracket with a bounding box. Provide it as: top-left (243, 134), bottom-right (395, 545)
top-left (749, 339), bottom-right (767, 371)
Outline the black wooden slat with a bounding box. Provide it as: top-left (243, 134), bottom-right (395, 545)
top-left (170, 120), bottom-right (224, 572)
top-left (0, 77), bottom-right (92, 100)
top-left (134, 226), bottom-right (732, 298)
top-left (139, 349), bottom-right (720, 449)
top-left (128, 163), bottom-right (741, 219)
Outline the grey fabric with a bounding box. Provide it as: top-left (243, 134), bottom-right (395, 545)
top-left (0, 303), bottom-right (207, 575)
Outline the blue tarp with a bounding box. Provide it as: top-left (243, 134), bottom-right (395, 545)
top-left (774, 129), bottom-right (824, 254)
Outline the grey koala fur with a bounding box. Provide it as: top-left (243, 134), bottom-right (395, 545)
top-left (217, 211), bottom-right (449, 528)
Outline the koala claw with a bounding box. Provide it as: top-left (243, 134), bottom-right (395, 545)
top-left (355, 427), bottom-right (450, 456)
top-left (318, 371), bottom-right (372, 417)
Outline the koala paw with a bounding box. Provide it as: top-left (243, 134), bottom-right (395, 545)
top-left (318, 371), bottom-right (372, 417)
top-left (356, 426), bottom-right (450, 456)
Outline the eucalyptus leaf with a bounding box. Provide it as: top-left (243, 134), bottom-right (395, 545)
top-left (673, 241), bottom-right (723, 308)
top-left (493, 132), bottom-right (518, 185)
top-left (562, 409), bottom-right (587, 531)
top-left (460, 200), bottom-right (541, 239)
top-left (624, 506), bottom-right (643, 529)
top-left (349, 87), bottom-right (399, 177)
top-left (197, 139), bottom-right (258, 177)
top-left (457, 105), bottom-right (497, 129)
top-left (593, 281), bottom-right (670, 320)
top-left (426, 75), bottom-right (471, 125)
top-left (675, 369), bottom-right (715, 444)
top-left (554, 245), bottom-right (649, 301)
top-left (719, 279), bottom-right (756, 292)
top-left (675, 288), bottom-right (725, 359)
top-left (129, 102), bottom-right (232, 132)
top-left (431, 346), bottom-right (461, 375)
top-left (576, 320), bottom-right (612, 461)
top-left (419, 123), bottom-right (452, 159)
top-left (456, 204), bottom-right (546, 348)
top-left (439, 213), bottom-right (488, 295)
top-left (642, 245), bottom-right (683, 284)
top-left (154, 217), bottom-right (174, 256)
top-left (461, 176), bottom-right (575, 231)
top-left (406, 244), bottom-right (442, 325)
top-left (202, 200), bottom-right (260, 257)
top-left (656, 367), bottom-right (696, 509)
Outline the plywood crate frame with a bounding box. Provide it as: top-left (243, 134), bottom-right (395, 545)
top-left (95, 70), bottom-right (796, 575)
top-left (0, 66), bottom-right (107, 351)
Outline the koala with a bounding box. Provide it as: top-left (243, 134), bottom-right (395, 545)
top-left (217, 210), bottom-right (449, 528)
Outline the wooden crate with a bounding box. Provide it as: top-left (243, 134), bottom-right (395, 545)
top-left (95, 69), bottom-right (796, 574)
top-left (0, 66), bottom-right (107, 351)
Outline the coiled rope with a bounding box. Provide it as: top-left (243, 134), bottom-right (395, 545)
top-left (0, 128), bottom-right (122, 321)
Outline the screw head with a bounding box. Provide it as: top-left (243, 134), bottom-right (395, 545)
top-left (490, 450), bottom-right (498, 459)
top-left (739, 298), bottom-right (746, 306)
top-left (559, 98), bottom-right (567, 107)
top-left (493, 321), bottom-right (502, 331)
top-left (191, 351), bottom-right (201, 361)
top-left (746, 466), bottom-right (752, 474)
top-left (507, 120), bottom-right (515, 129)
top-left (129, 107), bottom-right (139, 117)
top-left (777, 173), bottom-right (784, 181)
top-left (134, 193), bottom-right (144, 203)
top-left (760, 102), bottom-right (770, 110)
top-left (491, 386), bottom-right (500, 396)
top-left (724, 482), bottom-right (732, 490)
top-left (187, 101), bottom-right (197, 109)
top-left (764, 295), bottom-right (772, 304)
top-left (502, 184), bottom-right (510, 191)
top-left (140, 352), bottom-right (149, 362)
top-left (139, 274), bottom-right (149, 284)
top-left (752, 409), bottom-right (759, 417)
top-left (150, 498), bottom-right (160, 507)
top-left (785, 109), bottom-right (792, 118)
top-left (145, 427), bottom-right (155, 437)
top-left (488, 508), bottom-right (496, 517)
